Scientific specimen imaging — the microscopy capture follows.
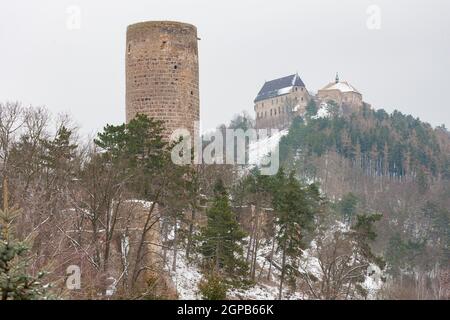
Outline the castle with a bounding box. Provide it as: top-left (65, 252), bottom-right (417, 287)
top-left (126, 21), bottom-right (200, 140)
top-left (124, 21), bottom-right (365, 136)
top-left (316, 73), bottom-right (364, 114)
top-left (255, 73), bottom-right (366, 130)
top-left (254, 74), bottom-right (311, 130)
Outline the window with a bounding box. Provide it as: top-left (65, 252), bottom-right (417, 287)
top-left (270, 109), bottom-right (272, 116)
top-left (278, 106), bottom-right (281, 114)
top-left (127, 43), bottom-right (131, 54)
top-left (301, 97), bottom-right (304, 101)
top-left (301, 87), bottom-right (304, 91)
top-left (295, 87), bottom-right (298, 92)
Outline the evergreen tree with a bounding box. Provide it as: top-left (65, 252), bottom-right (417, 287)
top-left (40, 125), bottom-right (78, 190)
top-left (272, 170), bottom-right (318, 299)
top-left (199, 179), bottom-right (247, 278)
top-left (94, 114), bottom-right (169, 198)
top-left (94, 113), bottom-right (188, 290)
top-left (338, 193), bottom-right (359, 224)
top-left (350, 213), bottom-right (385, 269)
top-left (305, 100), bottom-right (318, 118)
top-left (0, 196), bottom-right (47, 300)
top-left (41, 126), bottom-right (78, 171)
top-left (198, 272), bottom-right (228, 300)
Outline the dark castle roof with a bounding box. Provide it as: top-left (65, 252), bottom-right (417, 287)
top-left (254, 73), bottom-right (306, 103)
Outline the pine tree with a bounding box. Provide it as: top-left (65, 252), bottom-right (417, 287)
top-left (41, 126), bottom-right (78, 171)
top-left (272, 170), bottom-right (317, 299)
top-left (198, 272), bottom-right (228, 300)
top-left (350, 213), bottom-right (385, 269)
top-left (0, 183), bottom-right (47, 300)
top-left (199, 179), bottom-right (247, 279)
top-left (305, 100), bottom-right (318, 118)
top-left (338, 193), bottom-right (359, 224)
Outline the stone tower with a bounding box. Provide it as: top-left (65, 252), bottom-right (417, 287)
top-left (126, 21), bottom-right (199, 140)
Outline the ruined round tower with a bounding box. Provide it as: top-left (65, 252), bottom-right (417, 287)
top-left (126, 21), bottom-right (199, 140)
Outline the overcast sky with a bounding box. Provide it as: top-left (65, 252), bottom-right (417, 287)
top-left (1, 0), bottom-right (449, 136)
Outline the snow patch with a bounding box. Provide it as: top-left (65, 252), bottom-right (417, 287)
top-left (248, 129), bottom-right (288, 166)
top-left (166, 251), bottom-right (203, 300)
top-left (312, 102), bottom-right (331, 119)
top-left (277, 86), bottom-right (293, 96)
top-left (124, 199), bottom-right (154, 209)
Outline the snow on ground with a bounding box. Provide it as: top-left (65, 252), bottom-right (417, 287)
top-left (364, 264), bottom-right (384, 298)
top-left (248, 129), bottom-right (288, 166)
top-left (298, 248), bottom-right (322, 279)
top-left (311, 102), bottom-right (331, 119)
top-left (166, 224), bottom-right (383, 300)
top-left (165, 251), bottom-right (203, 300)
top-left (124, 199), bottom-right (154, 209)
top-left (229, 282), bottom-right (303, 300)
top-left (165, 237), bottom-right (314, 300)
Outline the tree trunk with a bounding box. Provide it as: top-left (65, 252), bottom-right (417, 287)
top-left (246, 214), bottom-right (255, 263)
top-left (267, 235), bottom-right (276, 281)
top-left (278, 246), bottom-right (287, 300)
top-left (250, 209), bottom-right (260, 280)
top-left (186, 208), bottom-right (196, 260)
top-left (172, 219), bottom-right (178, 271)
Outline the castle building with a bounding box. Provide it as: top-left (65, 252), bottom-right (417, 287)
top-left (126, 21), bottom-right (200, 140)
top-left (254, 73), bottom-right (310, 130)
top-left (317, 74), bottom-right (364, 113)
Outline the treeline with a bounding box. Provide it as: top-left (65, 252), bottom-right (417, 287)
top-left (280, 103), bottom-right (450, 180)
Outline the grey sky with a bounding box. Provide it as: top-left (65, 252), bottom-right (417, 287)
top-left (1, 0), bottom-right (449, 136)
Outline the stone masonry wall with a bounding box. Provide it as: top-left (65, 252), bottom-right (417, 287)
top-left (126, 21), bottom-right (200, 140)
top-left (255, 88), bottom-right (310, 130)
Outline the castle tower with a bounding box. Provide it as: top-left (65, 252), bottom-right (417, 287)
top-left (126, 21), bottom-right (200, 140)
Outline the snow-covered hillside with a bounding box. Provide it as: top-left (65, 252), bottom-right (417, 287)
top-left (165, 230), bottom-right (384, 300)
top-left (248, 129), bottom-right (288, 166)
